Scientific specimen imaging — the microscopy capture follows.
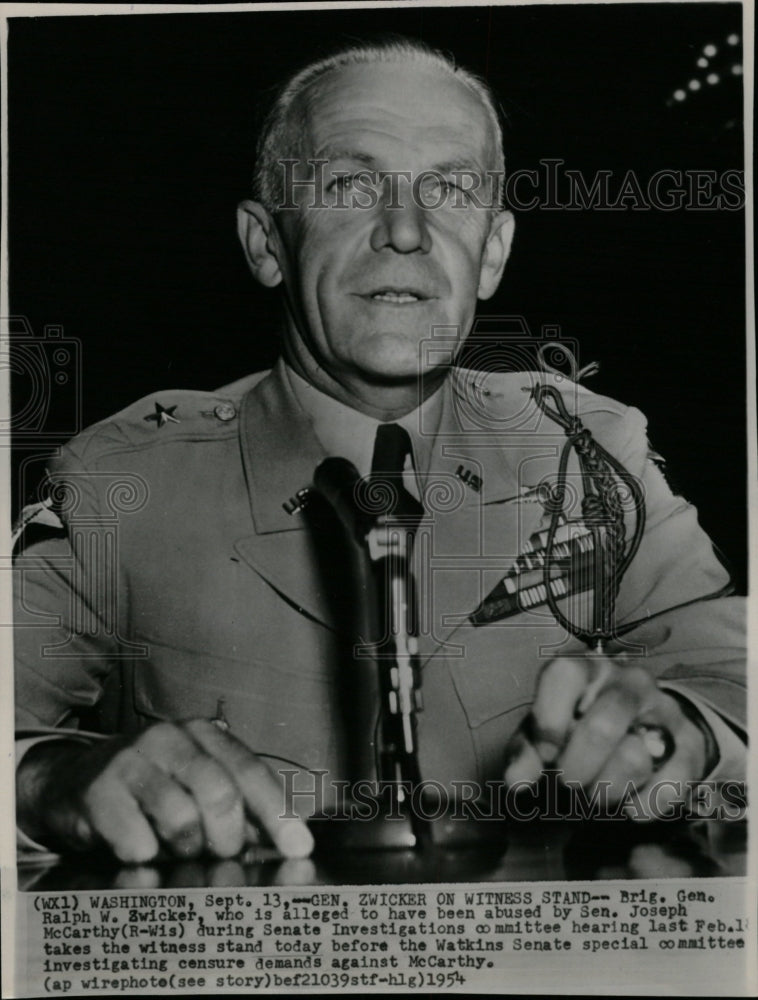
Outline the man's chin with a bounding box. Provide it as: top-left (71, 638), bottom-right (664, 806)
top-left (352, 333), bottom-right (458, 383)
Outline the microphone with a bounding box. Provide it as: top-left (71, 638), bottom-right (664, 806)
top-left (311, 456), bottom-right (423, 801)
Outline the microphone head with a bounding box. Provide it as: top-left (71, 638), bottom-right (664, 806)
top-left (312, 456), bottom-right (372, 541)
top-left (313, 456), bottom-right (361, 496)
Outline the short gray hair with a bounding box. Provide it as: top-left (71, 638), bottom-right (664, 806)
top-left (253, 37), bottom-right (506, 212)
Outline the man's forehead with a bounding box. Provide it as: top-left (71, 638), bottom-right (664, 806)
top-left (298, 60), bottom-right (495, 165)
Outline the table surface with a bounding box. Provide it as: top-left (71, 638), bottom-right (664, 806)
top-left (18, 817), bottom-right (747, 891)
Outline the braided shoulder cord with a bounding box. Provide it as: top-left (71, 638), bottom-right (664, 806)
top-left (532, 383), bottom-right (646, 651)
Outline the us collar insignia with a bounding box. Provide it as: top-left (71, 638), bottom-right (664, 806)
top-left (455, 465), bottom-right (483, 493)
top-left (283, 488), bottom-right (310, 515)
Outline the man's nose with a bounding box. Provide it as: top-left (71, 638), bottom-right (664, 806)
top-left (369, 178), bottom-right (432, 254)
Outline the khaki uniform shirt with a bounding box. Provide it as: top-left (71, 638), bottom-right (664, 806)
top-left (14, 360), bottom-right (746, 803)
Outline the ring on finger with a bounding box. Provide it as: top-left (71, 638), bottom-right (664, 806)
top-left (628, 723), bottom-right (675, 771)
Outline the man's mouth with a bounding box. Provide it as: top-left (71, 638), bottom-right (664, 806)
top-left (362, 288), bottom-right (432, 304)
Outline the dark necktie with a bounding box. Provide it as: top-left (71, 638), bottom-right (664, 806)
top-left (369, 423), bottom-right (424, 526)
top-left (370, 427), bottom-right (423, 759)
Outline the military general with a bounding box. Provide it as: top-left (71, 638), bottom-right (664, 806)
top-left (14, 38), bottom-right (746, 864)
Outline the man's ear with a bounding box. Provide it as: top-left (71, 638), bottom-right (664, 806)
top-left (237, 200), bottom-right (283, 288)
top-left (477, 210), bottom-right (515, 300)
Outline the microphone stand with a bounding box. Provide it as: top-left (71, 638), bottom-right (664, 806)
top-left (307, 457), bottom-right (507, 860)
top-left (306, 457), bottom-right (424, 850)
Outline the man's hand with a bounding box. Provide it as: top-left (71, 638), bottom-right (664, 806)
top-left (16, 720), bottom-right (314, 864)
top-left (504, 657), bottom-right (709, 818)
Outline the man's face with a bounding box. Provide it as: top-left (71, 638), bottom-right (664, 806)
top-left (268, 60), bottom-right (512, 389)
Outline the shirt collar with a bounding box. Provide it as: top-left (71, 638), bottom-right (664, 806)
top-left (283, 364), bottom-right (444, 481)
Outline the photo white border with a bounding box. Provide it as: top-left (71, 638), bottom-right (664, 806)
top-left (1, 2), bottom-right (754, 995)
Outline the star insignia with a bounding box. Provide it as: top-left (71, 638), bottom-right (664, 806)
top-left (144, 402), bottom-right (179, 428)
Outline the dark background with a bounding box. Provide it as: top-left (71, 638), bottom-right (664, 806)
top-left (8, 3), bottom-right (747, 591)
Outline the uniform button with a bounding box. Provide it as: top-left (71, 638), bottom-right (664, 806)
top-left (214, 401), bottom-right (237, 421)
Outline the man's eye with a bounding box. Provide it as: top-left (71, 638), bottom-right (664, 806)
top-left (327, 172), bottom-right (377, 193)
top-left (328, 174), bottom-right (357, 191)
top-left (418, 175), bottom-right (467, 206)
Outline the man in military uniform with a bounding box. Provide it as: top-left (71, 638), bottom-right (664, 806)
top-left (14, 39), bottom-right (745, 864)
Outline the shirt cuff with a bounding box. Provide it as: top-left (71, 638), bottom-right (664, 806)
top-left (16, 732), bottom-right (98, 855)
top-left (658, 682), bottom-right (746, 782)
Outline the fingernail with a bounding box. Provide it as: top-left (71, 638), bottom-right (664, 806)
top-left (277, 821), bottom-right (314, 859)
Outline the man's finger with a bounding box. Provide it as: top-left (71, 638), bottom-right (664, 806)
top-left (531, 657), bottom-right (590, 759)
top-left (81, 770), bottom-right (160, 864)
top-left (623, 763), bottom-right (688, 821)
top-left (185, 719), bottom-right (314, 859)
top-left (503, 730), bottom-right (545, 786)
top-left (133, 722), bottom-right (245, 858)
top-left (559, 680), bottom-right (643, 784)
top-left (172, 754), bottom-right (245, 859)
top-left (624, 728), bottom-right (705, 822)
top-left (114, 748), bottom-right (206, 858)
top-left (590, 732), bottom-right (654, 803)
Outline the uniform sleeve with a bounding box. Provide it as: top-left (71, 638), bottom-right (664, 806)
top-left (13, 444), bottom-right (129, 730)
top-left (657, 695), bottom-right (746, 782)
top-left (15, 732), bottom-right (106, 853)
top-left (587, 404), bottom-right (747, 736)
